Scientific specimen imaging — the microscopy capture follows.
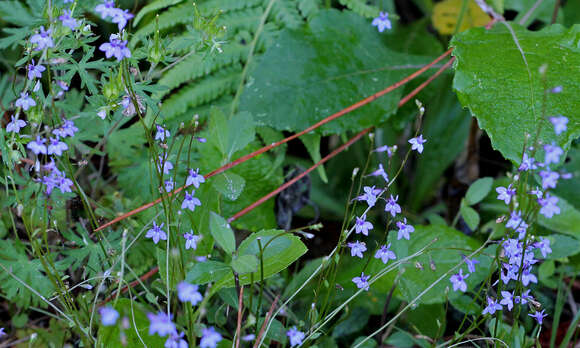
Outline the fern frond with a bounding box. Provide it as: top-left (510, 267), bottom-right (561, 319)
top-left (297, 0), bottom-right (321, 19)
top-left (338, 0), bottom-right (380, 18)
top-left (133, 0), bottom-right (184, 26)
top-left (270, 0), bottom-right (303, 28)
top-left (198, 0), bottom-right (263, 14)
top-left (131, 3), bottom-right (194, 45)
top-left (160, 66), bottom-right (241, 120)
top-left (218, 7), bottom-right (263, 34)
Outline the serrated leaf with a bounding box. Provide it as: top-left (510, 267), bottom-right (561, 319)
top-left (209, 212), bottom-right (236, 254)
top-left (212, 172), bottom-right (245, 201)
top-left (465, 177), bottom-right (493, 205)
top-left (451, 23), bottom-right (580, 164)
top-left (231, 254), bottom-right (258, 274)
top-left (460, 201), bottom-right (480, 230)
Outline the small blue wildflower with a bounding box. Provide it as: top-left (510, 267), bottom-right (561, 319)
top-left (181, 190), bottom-right (201, 211)
top-left (528, 310), bottom-right (547, 325)
top-left (183, 231), bottom-right (201, 250)
top-left (482, 297), bottom-right (502, 315)
top-left (396, 217), bottom-right (414, 240)
top-left (53, 120), bottom-right (78, 138)
top-left (352, 272), bottom-right (370, 291)
top-left (372, 12), bottom-right (392, 32)
top-left (384, 195), bottom-right (401, 217)
top-left (95, 1), bottom-right (118, 18)
top-left (368, 163), bottom-right (389, 183)
top-left (111, 9), bottom-right (134, 30)
top-left (543, 142), bottom-right (563, 165)
top-left (15, 92), bottom-right (36, 111)
top-left (373, 144), bottom-right (397, 157)
top-left (147, 311), bottom-right (177, 337)
top-left (550, 116), bottom-right (568, 135)
top-left (164, 178), bottom-right (174, 193)
top-left (505, 211), bottom-right (522, 230)
top-left (97, 109), bottom-right (107, 120)
top-left (534, 237), bottom-right (552, 258)
top-left (374, 243), bottom-right (396, 264)
top-left (519, 153), bottom-right (538, 171)
top-left (155, 125), bottom-right (170, 142)
top-left (6, 116), bottom-right (26, 133)
top-left (408, 134), bottom-right (426, 153)
top-left (539, 170), bottom-right (559, 190)
top-left (0, 327), bottom-right (5, 337)
top-left (186, 168), bottom-right (205, 188)
top-left (354, 214), bottom-right (373, 236)
top-left (529, 187), bottom-right (543, 198)
top-left (27, 59), bottom-right (46, 80)
top-left (30, 26), bottom-right (54, 50)
top-left (200, 327), bottom-right (222, 348)
top-left (59, 10), bottom-right (80, 30)
top-left (462, 255), bottom-right (480, 273)
top-left (27, 136), bottom-right (47, 155)
top-left (496, 184), bottom-right (515, 204)
top-left (165, 331), bottom-right (188, 348)
top-left (500, 291), bottom-right (514, 311)
top-left (286, 326), bottom-right (305, 347)
top-left (99, 306), bottom-right (119, 326)
top-left (177, 281), bottom-right (202, 306)
top-left (538, 193), bottom-right (560, 218)
top-left (521, 269), bottom-right (538, 286)
top-left (99, 34), bottom-right (131, 61)
top-left (516, 221), bottom-right (529, 240)
top-left (550, 86), bottom-right (563, 93)
top-left (347, 241), bottom-right (366, 258)
top-left (146, 221), bottom-right (167, 244)
top-left (157, 155), bottom-right (173, 174)
top-left (47, 137), bottom-right (68, 156)
top-left (357, 186), bottom-right (381, 207)
top-left (515, 289), bottom-right (533, 305)
top-left (450, 269), bottom-right (469, 292)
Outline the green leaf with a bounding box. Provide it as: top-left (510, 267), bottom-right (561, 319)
top-left (505, 0), bottom-right (563, 26)
top-left (133, 0), bottom-right (184, 26)
top-left (212, 172), bottom-right (246, 201)
top-left (0, 1), bottom-right (41, 26)
top-left (240, 9), bottom-right (433, 135)
top-left (332, 307), bottom-right (370, 339)
top-left (300, 133), bottom-right (328, 183)
top-left (460, 200), bottom-right (480, 230)
top-left (543, 234), bottom-right (580, 259)
top-left (451, 24), bottom-right (580, 164)
top-left (185, 261), bottom-right (231, 284)
top-left (209, 107), bottom-right (255, 161)
top-left (537, 195), bottom-right (580, 239)
top-left (231, 254), bottom-right (258, 274)
top-left (465, 177), bottom-right (493, 205)
top-left (209, 212), bottom-right (236, 254)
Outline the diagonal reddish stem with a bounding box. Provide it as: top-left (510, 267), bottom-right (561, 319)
top-left (94, 48), bottom-right (453, 232)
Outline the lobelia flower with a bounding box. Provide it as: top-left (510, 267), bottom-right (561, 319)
top-left (6, 116), bottom-right (27, 133)
top-left (396, 217), bottom-right (414, 240)
top-left (534, 237), bottom-right (552, 258)
top-left (56, 80), bottom-right (69, 98)
top-left (99, 34), bottom-right (131, 61)
top-left (30, 26), bottom-right (54, 50)
top-left (529, 187), bottom-right (543, 198)
top-left (347, 241), bottom-right (367, 258)
top-left (372, 12), bottom-right (392, 32)
top-left (157, 154), bottom-right (173, 174)
top-left (47, 137), bottom-right (68, 156)
top-left (97, 109), bottom-right (107, 120)
top-left (354, 214), bottom-right (373, 236)
top-left (539, 170), bottom-right (559, 190)
top-left (164, 178), bottom-right (174, 192)
top-left (357, 186), bottom-right (381, 207)
top-left (538, 193), bottom-right (560, 218)
top-left (164, 332), bottom-right (188, 348)
top-left (147, 311), bottom-right (177, 337)
top-left (111, 9), bottom-right (134, 30)
top-left (528, 310), bottom-right (547, 325)
top-left (183, 232), bottom-right (201, 250)
top-left (449, 269), bottom-right (469, 292)
top-left (95, 1), bottom-right (118, 18)
top-left (27, 59), bottom-right (46, 80)
top-left (482, 297), bottom-right (502, 315)
top-left (0, 327), bottom-right (5, 337)
top-left (368, 163), bottom-right (389, 183)
top-left (550, 116), bottom-right (568, 135)
top-left (200, 327), bottom-right (222, 348)
top-left (408, 134), bottom-right (427, 153)
top-left (53, 120), bottom-right (78, 138)
top-left (384, 195), bottom-right (401, 217)
top-left (516, 221), bottom-right (529, 240)
top-left (373, 144), bottom-right (397, 157)
top-left (518, 153), bottom-right (537, 171)
top-left (15, 92), bottom-right (36, 111)
top-left (496, 184), bottom-right (516, 204)
top-left (515, 289), bottom-right (533, 305)
top-left (99, 306), bottom-right (119, 326)
top-left (462, 255), bottom-right (480, 273)
top-left (352, 272), bottom-right (370, 291)
top-left (375, 243), bottom-right (396, 264)
top-left (543, 142), bottom-right (563, 165)
top-left (186, 168), bottom-right (205, 188)
top-left (286, 327), bottom-right (305, 347)
top-left (177, 281), bottom-right (202, 306)
top-left (521, 269), bottom-right (538, 286)
top-left (59, 10), bottom-right (80, 30)
top-left (181, 190), bottom-right (201, 211)
top-left (146, 221), bottom-right (167, 244)
top-left (550, 85), bottom-right (563, 93)
top-left (155, 125), bottom-right (170, 142)
top-left (505, 211), bottom-right (522, 230)
top-left (500, 291), bottom-right (514, 311)
top-left (27, 136), bottom-right (47, 155)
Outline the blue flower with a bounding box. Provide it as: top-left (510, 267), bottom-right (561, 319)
top-left (155, 125), bottom-right (170, 142)
top-left (147, 311), bottom-right (177, 337)
top-left (384, 195), bottom-right (401, 217)
top-left (368, 163), bottom-right (389, 183)
top-left (52, 120), bottom-right (78, 138)
top-left (99, 34), bottom-right (131, 61)
top-left (549, 116), bottom-right (568, 135)
top-left (146, 221), bottom-right (167, 244)
top-left (372, 12), bottom-right (392, 32)
top-left (177, 281), bottom-right (202, 306)
top-left (538, 193), bottom-right (560, 218)
top-left (482, 297), bottom-right (502, 315)
top-left (543, 142), bottom-right (563, 165)
top-left (157, 154), bottom-right (173, 174)
top-left (373, 144), bottom-right (397, 157)
top-left (286, 326), bottom-right (305, 347)
top-left (396, 217), bottom-right (414, 240)
top-left (499, 291), bottom-right (514, 311)
top-left (99, 306), bottom-right (119, 326)
top-left (30, 26), bottom-right (54, 50)
top-left (6, 116), bottom-right (27, 133)
top-left (183, 231), bottom-right (201, 250)
top-left (181, 190), bottom-right (201, 211)
top-left (27, 136), bottom-right (47, 155)
top-left (356, 186), bottom-right (381, 207)
top-left (111, 9), bottom-right (134, 30)
top-left (347, 241), bottom-right (366, 258)
top-left (408, 134), bottom-right (427, 153)
top-left (462, 255), bottom-right (479, 273)
top-left (200, 327), bottom-right (222, 348)
top-left (164, 331), bottom-right (188, 348)
top-left (528, 309), bottom-right (547, 325)
top-left (450, 269), bottom-right (469, 292)
top-left (95, 1), bottom-right (118, 18)
top-left (505, 211), bottom-right (522, 230)
top-left (518, 153), bottom-right (537, 171)
top-left (534, 237), bottom-right (552, 258)
top-left (59, 10), bottom-right (80, 30)
top-left (164, 178), bottom-right (175, 193)
top-left (352, 272), bottom-right (370, 291)
top-left (47, 137), bottom-right (68, 156)
top-left (374, 243), bottom-right (396, 264)
top-left (186, 168), bottom-right (205, 188)
top-left (539, 170), bottom-right (559, 190)
top-left (0, 327), bottom-right (5, 337)
top-left (27, 59), bottom-right (46, 80)
top-left (496, 184), bottom-right (515, 204)
top-left (15, 92), bottom-right (36, 111)
top-left (354, 214), bottom-right (373, 236)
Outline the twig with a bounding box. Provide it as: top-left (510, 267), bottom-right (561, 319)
top-left (235, 284), bottom-right (244, 348)
top-left (519, 0), bottom-right (544, 26)
top-left (253, 294), bottom-right (279, 348)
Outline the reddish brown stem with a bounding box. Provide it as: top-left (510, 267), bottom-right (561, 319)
top-left (94, 48), bottom-right (453, 233)
top-left (235, 285), bottom-right (244, 348)
top-left (253, 294), bottom-right (279, 348)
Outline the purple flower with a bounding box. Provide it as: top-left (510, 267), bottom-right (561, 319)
top-left (165, 331), bottom-right (188, 348)
top-left (550, 86), bottom-right (563, 93)
top-left (534, 237), bottom-right (552, 258)
top-left (0, 327), bottom-right (5, 337)
top-left (505, 211), bottom-right (522, 230)
top-left (97, 109), bottom-right (107, 120)
top-left (53, 120), bottom-right (78, 138)
top-left (286, 326), bottom-right (305, 347)
top-left (408, 134), bottom-right (426, 153)
top-left (186, 168), bottom-right (205, 188)
top-left (516, 220), bottom-right (529, 240)
top-left (111, 9), bottom-right (134, 30)
top-left (15, 92), bottom-right (36, 111)
top-left (384, 195), bottom-right (401, 217)
top-left (155, 125), bottom-right (170, 142)
top-left (183, 232), bottom-right (201, 250)
top-left (539, 170), bottom-right (559, 190)
top-left (59, 10), bottom-right (80, 30)
top-left (30, 26), bottom-right (54, 50)
top-left (27, 59), bottom-right (46, 80)
top-left (500, 291), bottom-right (514, 311)
top-left (352, 272), bottom-right (370, 291)
top-left (516, 290), bottom-right (533, 305)
top-left (147, 311), bottom-right (177, 337)
top-left (47, 137), bottom-right (68, 156)
top-left (373, 144), bottom-right (397, 157)
top-left (354, 214), bottom-right (373, 236)
top-left (496, 184), bottom-right (516, 204)
top-left (462, 255), bottom-right (479, 273)
top-left (375, 243), bottom-right (396, 264)
top-left (519, 153), bottom-right (537, 171)
top-left (200, 327), bottom-right (222, 348)
top-left (177, 281), bottom-right (202, 306)
top-left (99, 34), bottom-right (131, 61)
top-left (146, 221), bottom-right (167, 244)
top-left (543, 142), bottom-right (563, 165)
top-left (529, 187), bottom-right (543, 198)
top-left (528, 310), bottom-right (547, 325)
top-left (482, 297), bottom-right (502, 315)
top-left (372, 12), bottom-right (392, 32)
top-left (157, 155), bottom-right (173, 174)
top-left (27, 136), bottom-right (47, 155)
top-left (396, 217), bottom-right (414, 240)
top-left (181, 190), bottom-right (201, 211)
top-left (450, 269), bottom-right (469, 292)
top-left (95, 1), bottom-right (118, 18)
top-left (6, 116), bottom-right (26, 133)
top-left (164, 178), bottom-right (174, 192)
top-left (356, 186), bottom-right (381, 207)
top-left (347, 241), bottom-right (366, 258)
top-left (196, 137), bottom-right (207, 143)
top-left (550, 116), bottom-right (568, 135)
top-left (99, 306), bottom-right (119, 326)
top-left (521, 269), bottom-right (538, 286)
top-left (538, 193), bottom-right (560, 218)
top-left (368, 163), bottom-right (389, 183)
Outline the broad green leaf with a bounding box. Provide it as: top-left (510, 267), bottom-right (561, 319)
top-left (451, 23), bottom-right (580, 164)
top-left (465, 177), bottom-right (493, 205)
top-left (209, 212), bottom-right (236, 254)
top-left (300, 133), bottom-right (328, 183)
top-left (209, 108), bottom-right (255, 161)
top-left (505, 0), bottom-right (563, 26)
top-left (553, 144), bottom-right (579, 210)
top-left (332, 307), bottom-right (370, 339)
top-left (460, 203), bottom-right (480, 230)
top-left (185, 261), bottom-right (231, 285)
top-left (542, 234), bottom-right (580, 260)
top-left (231, 254), bottom-right (258, 274)
top-left (239, 9), bottom-right (433, 135)
top-left (537, 196), bottom-right (580, 239)
top-left (212, 172), bottom-right (246, 201)
top-left (405, 303), bottom-right (446, 338)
